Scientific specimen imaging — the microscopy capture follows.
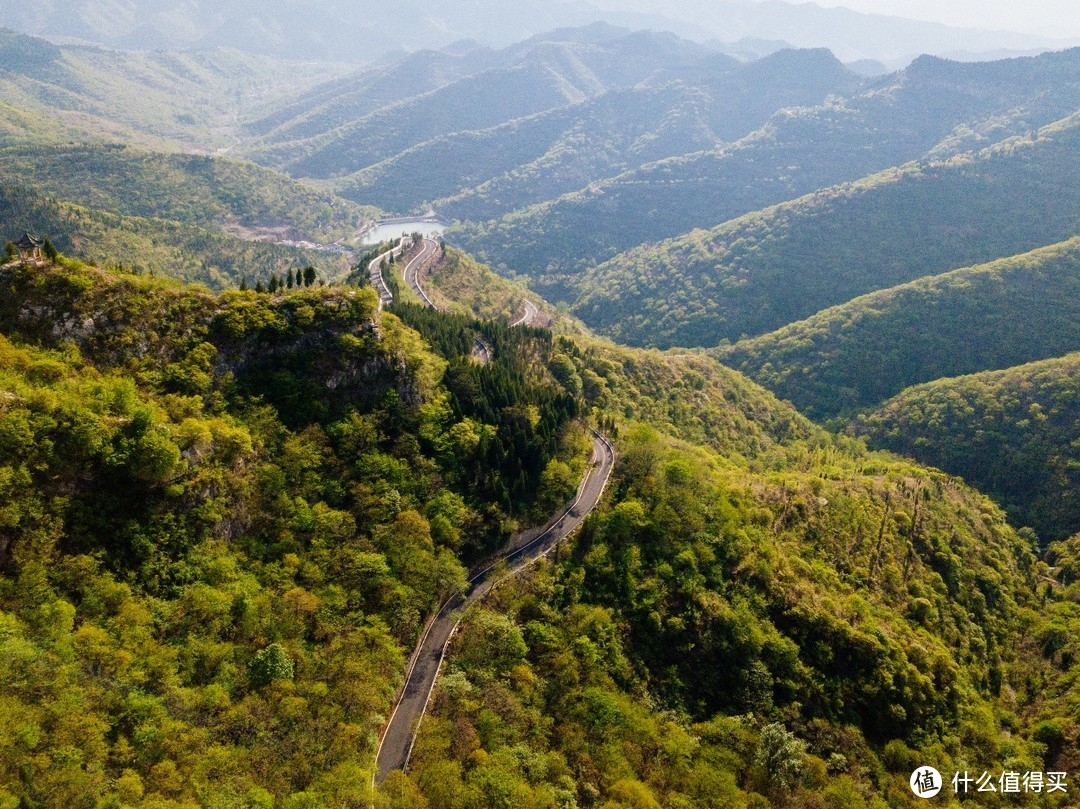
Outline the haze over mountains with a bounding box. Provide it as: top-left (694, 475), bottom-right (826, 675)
top-left (2, 0), bottom-right (1075, 65)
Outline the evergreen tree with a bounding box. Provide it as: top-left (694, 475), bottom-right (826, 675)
top-left (303, 266), bottom-right (317, 287)
top-left (4, 242), bottom-right (15, 262)
top-left (249, 643), bottom-right (294, 688)
top-left (239, 277), bottom-right (249, 291)
top-left (42, 236), bottom-right (59, 264)
top-left (287, 269), bottom-right (295, 289)
top-left (255, 279), bottom-right (265, 293)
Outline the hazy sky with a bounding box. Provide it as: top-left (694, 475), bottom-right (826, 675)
top-left (799, 0), bottom-right (1080, 39)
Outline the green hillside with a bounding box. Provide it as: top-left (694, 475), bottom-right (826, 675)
top-left (249, 29), bottom-right (719, 159)
top-left (333, 48), bottom-right (858, 218)
top-left (715, 238), bottom-right (1080, 421)
top-left (0, 185), bottom-right (349, 288)
top-left (1, 256), bottom-right (1075, 809)
top-left (571, 112), bottom-right (1080, 348)
top-left (402, 425), bottom-right (1060, 807)
top-left (450, 48), bottom-right (1080, 293)
top-left (416, 245), bottom-right (568, 329)
top-left (0, 144), bottom-right (371, 241)
top-left (0, 255), bottom-right (587, 806)
top-left (335, 86), bottom-right (719, 218)
top-left (0, 28), bottom-right (343, 151)
top-left (853, 353), bottom-right (1080, 543)
top-left (5, 23), bottom-right (1080, 809)
top-left (253, 57), bottom-right (607, 180)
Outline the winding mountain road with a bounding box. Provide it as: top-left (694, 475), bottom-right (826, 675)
top-left (374, 430), bottom-right (615, 784)
top-left (367, 242), bottom-right (402, 309)
top-left (372, 237), bottom-right (614, 785)
top-left (402, 237), bottom-right (439, 307)
top-left (509, 298), bottom-right (539, 327)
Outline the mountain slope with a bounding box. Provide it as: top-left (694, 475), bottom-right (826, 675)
top-left (0, 185), bottom-right (348, 288)
top-left (0, 29), bottom-right (343, 152)
top-left (714, 238), bottom-right (1080, 421)
top-left (250, 30), bottom-right (726, 182)
top-left (0, 144), bottom-right (370, 241)
top-left (450, 47), bottom-right (1080, 292)
top-left (342, 46), bottom-right (859, 223)
top-left (335, 82), bottom-right (725, 218)
top-left (0, 250), bottom-right (1074, 807)
top-left (569, 110), bottom-right (1080, 348)
top-left (0, 253), bottom-right (590, 805)
top-left (853, 352), bottom-right (1080, 542)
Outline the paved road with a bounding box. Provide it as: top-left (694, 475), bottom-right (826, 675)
top-left (402, 238), bottom-right (439, 308)
top-left (509, 298), bottom-right (539, 327)
top-left (374, 430), bottom-right (615, 784)
top-left (472, 337), bottom-right (493, 364)
top-left (368, 242), bottom-right (402, 309)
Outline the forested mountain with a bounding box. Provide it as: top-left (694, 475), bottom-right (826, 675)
top-left (0, 185), bottom-right (349, 287)
top-left (450, 47), bottom-right (1080, 297)
top-left (0, 28), bottom-right (341, 151)
top-left (344, 47), bottom-right (859, 219)
top-left (714, 238), bottom-right (1080, 421)
top-left (249, 25), bottom-right (714, 144)
top-left (4, 15), bottom-right (1080, 808)
top-left (2, 254), bottom-right (1076, 807)
top-left (567, 110), bottom-right (1080, 347)
top-left (853, 353), bottom-right (1080, 543)
top-left (246, 28), bottom-right (738, 181)
top-left (0, 144), bottom-right (370, 241)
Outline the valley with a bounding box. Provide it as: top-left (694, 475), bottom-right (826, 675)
top-left (0, 9), bottom-right (1078, 809)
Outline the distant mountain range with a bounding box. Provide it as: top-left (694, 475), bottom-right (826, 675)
top-left (0, 0), bottom-right (1074, 65)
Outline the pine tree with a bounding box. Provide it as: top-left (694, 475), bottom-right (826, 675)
top-left (287, 269), bottom-right (295, 289)
top-left (42, 237), bottom-right (59, 264)
top-left (239, 277), bottom-right (249, 291)
top-left (255, 279), bottom-right (265, 293)
top-left (303, 266), bottom-right (317, 287)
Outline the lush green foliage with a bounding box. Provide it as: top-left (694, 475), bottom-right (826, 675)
top-left (0, 257), bottom-right (589, 807)
top-left (6, 30), bottom-right (1080, 806)
top-left (451, 49), bottom-right (1080, 304)
top-left (388, 302), bottom-right (579, 513)
top-left (393, 419), bottom-right (1067, 807)
top-left (0, 144), bottom-right (371, 241)
top-left (853, 352), bottom-right (1080, 543)
top-left (411, 246), bottom-right (564, 331)
top-left (715, 238), bottom-right (1080, 420)
top-left (570, 113), bottom-right (1080, 347)
top-left (0, 184), bottom-right (349, 288)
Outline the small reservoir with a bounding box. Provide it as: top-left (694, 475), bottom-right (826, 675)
top-left (361, 218), bottom-right (445, 245)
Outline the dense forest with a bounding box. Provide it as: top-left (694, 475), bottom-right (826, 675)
top-left (569, 114), bottom-right (1080, 348)
top-left (0, 255), bottom-right (1077, 807)
top-left (0, 185), bottom-right (350, 288)
top-left (0, 255), bottom-right (588, 807)
top-left (853, 352), bottom-right (1080, 544)
top-left (714, 238), bottom-right (1080, 421)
